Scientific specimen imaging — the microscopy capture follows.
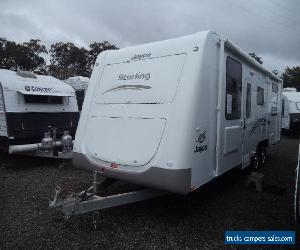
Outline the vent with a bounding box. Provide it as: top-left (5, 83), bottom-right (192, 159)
top-left (283, 87), bottom-right (297, 92)
top-left (16, 70), bottom-right (37, 79)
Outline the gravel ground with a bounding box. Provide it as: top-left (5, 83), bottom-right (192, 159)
top-left (0, 134), bottom-right (299, 249)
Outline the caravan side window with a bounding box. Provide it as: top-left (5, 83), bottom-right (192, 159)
top-left (272, 83), bottom-right (278, 93)
top-left (225, 56), bottom-right (242, 120)
top-left (257, 87), bottom-right (264, 105)
top-left (282, 99), bottom-right (285, 115)
top-left (246, 83), bottom-right (251, 118)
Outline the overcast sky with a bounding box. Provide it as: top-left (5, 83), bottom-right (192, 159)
top-left (0, 0), bottom-right (299, 73)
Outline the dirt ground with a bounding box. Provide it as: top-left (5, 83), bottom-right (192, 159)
top-left (0, 134), bottom-right (299, 249)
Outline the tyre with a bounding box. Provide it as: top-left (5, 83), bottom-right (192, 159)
top-left (250, 153), bottom-right (260, 171)
top-left (258, 145), bottom-right (267, 167)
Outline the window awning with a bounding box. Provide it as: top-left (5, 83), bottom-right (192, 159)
top-left (17, 90), bottom-right (75, 97)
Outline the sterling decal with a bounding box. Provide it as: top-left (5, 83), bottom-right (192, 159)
top-left (118, 72), bottom-right (151, 81)
top-left (194, 130), bottom-right (208, 153)
top-left (131, 53), bottom-right (151, 61)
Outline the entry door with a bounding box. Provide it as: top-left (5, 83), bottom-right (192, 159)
top-left (241, 81), bottom-right (256, 168)
top-left (268, 82), bottom-right (280, 143)
top-left (220, 56), bottom-right (244, 174)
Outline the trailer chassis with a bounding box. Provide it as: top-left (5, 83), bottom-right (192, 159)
top-left (49, 171), bottom-right (167, 226)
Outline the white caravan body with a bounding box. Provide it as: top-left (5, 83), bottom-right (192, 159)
top-left (74, 31), bottom-right (282, 194)
top-left (0, 69), bottom-right (79, 152)
top-left (282, 88), bottom-right (300, 130)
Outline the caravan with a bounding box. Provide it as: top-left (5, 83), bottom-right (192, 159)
top-left (282, 88), bottom-right (300, 131)
top-left (0, 69), bottom-right (79, 157)
top-left (73, 30), bottom-right (282, 194)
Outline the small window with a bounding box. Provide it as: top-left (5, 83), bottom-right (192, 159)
top-left (282, 99), bottom-right (285, 115)
top-left (24, 95), bottom-right (63, 104)
top-left (246, 83), bottom-right (251, 118)
top-left (257, 87), bottom-right (264, 106)
top-left (272, 83), bottom-right (278, 93)
top-left (225, 57), bottom-right (242, 120)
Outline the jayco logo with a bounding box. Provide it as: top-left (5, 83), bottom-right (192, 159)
top-left (197, 130), bottom-right (207, 143)
top-left (131, 53), bottom-right (151, 61)
top-left (194, 130), bottom-right (208, 154)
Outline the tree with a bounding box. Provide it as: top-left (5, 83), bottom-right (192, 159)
top-left (23, 39), bottom-right (48, 73)
top-left (0, 38), bottom-right (17, 70)
top-left (0, 37), bottom-right (118, 79)
top-left (86, 41), bottom-right (118, 76)
top-left (49, 42), bottom-right (89, 79)
top-left (49, 41), bottom-right (118, 79)
top-left (249, 52), bottom-right (263, 64)
top-left (0, 38), bottom-right (47, 73)
top-left (281, 66), bottom-right (300, 91)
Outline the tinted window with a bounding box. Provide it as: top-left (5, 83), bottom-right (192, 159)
top-left (257, 87), bottom-right (264, 106)
top-left (246, 83), bottom-right (251, 118)
top-left (24, 95), bottom-right (63, 104)
top-left (225, 57), bottom-right (242, 120)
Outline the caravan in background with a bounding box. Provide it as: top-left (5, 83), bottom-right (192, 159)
top-left (0, 69), bottom-right (79, 158)
top-left (282, 88), bottom-right (300, 131)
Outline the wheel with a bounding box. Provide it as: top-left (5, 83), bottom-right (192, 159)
top-left (250, 153), bottom-right (260, 171)
top-left (258, 145), bottom-right (267, 167)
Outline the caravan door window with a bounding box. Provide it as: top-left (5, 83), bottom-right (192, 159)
top-left (272, 83), bottom-right (278, 93)
top-left (24, 95), bottom-right (63, 104)
top-left (257, 87), bottom-right (264, 105)
top-left (225, 57), bottom-right (242, 120)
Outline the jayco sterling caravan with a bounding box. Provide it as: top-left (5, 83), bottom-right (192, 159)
top-left (73, 30), bottom-right (282, 194)
top-left (282, 88), bottom-right (300, 131)
top-left (0, 69), bottom-right (79, 158)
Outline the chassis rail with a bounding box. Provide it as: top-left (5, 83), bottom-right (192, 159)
top-left (49, 171), bottom-right (167, 219)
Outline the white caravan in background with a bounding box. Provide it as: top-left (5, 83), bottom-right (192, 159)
top-left (64, 76), bottom-right (89, 111)
top-left (74, 30), bottom-right (282, 194)
top-left (282, 88), bottom-right (300, 131)
top-left (0, 69), bottom-right (79, 157)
